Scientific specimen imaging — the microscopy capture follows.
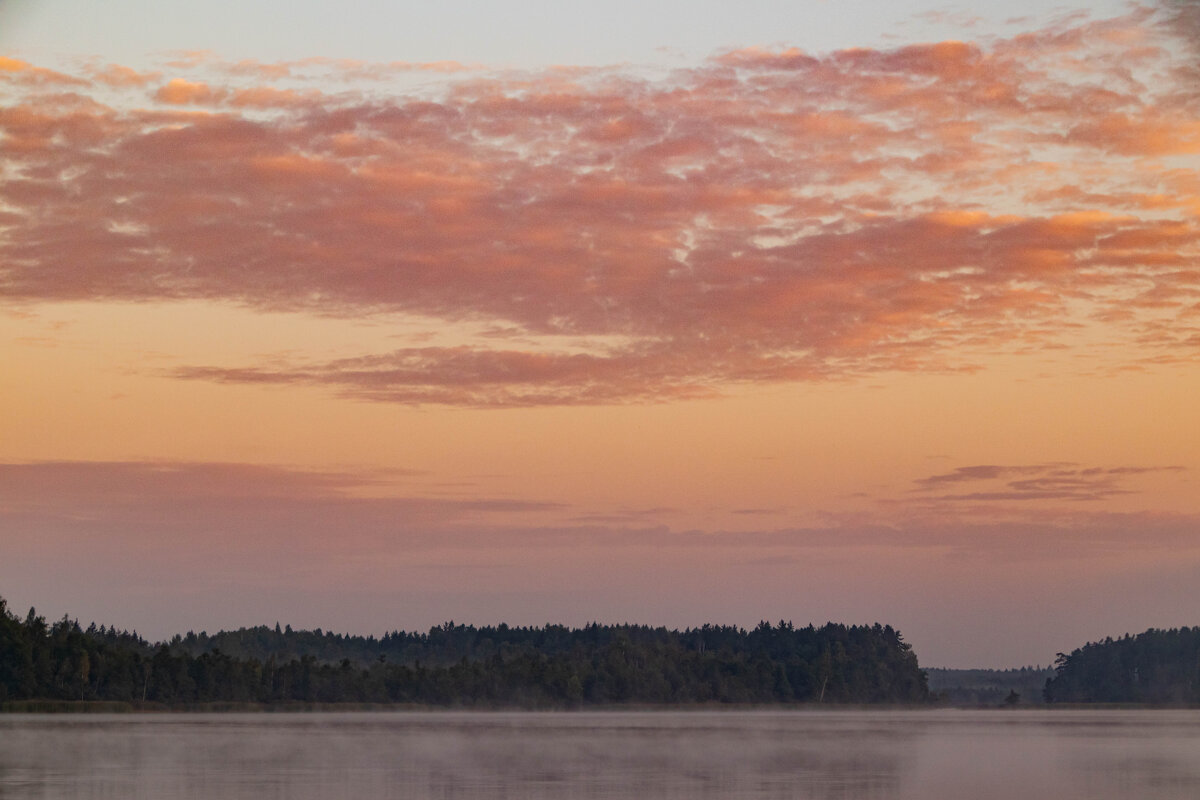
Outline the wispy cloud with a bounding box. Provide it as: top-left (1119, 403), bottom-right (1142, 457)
top-left (0, 460), bottom-right (567, 577)
top-left (2, 461), bottom-right (1195, 564)
top-left (168, 345), bottom-right (725, 406)
top-left (913, 463), bottom-right (1186, 502)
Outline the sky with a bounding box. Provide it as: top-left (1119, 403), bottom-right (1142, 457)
top-left (1, 0), bottom-right (1198, 668)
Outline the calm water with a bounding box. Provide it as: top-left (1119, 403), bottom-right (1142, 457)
top-left (1, 710), bottom-right (1199, 799)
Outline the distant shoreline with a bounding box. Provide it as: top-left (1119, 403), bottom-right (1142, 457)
top-left (5, 700), bottom-right (1197, 714)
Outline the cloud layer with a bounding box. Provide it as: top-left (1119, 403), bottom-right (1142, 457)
top-left (2, 7), bottom-right (1198, 405)
top-left (4, 459), bottom-right (1197, 664)
top-left (3, 459), bottom-right (1191, 560)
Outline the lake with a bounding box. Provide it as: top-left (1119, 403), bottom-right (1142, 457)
top-left (1, 709), bottom-right (1198, 799)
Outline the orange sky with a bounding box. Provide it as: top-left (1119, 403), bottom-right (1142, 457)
top-left (2, 3), bottom-right (1199, 666)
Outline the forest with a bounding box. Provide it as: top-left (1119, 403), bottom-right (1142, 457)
top-left (1043, 627), bottom-right (1200, 704)
top-left (0, 597), bottom-right (929, 708)
top-left (925, 667), bottom-right (1054, 706)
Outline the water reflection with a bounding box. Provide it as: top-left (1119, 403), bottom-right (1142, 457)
top-left (0, 710), bottom-right (1197, 799)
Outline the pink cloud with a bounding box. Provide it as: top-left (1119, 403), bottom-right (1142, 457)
top-left (0, 56), bottom-right (89, 87)
top-left (229, 86), bottom-right (323, 109)
top-left (1, 6), bottom-right (1198, 405)
top-left (154, 78), bottom-right (226, 105)
top-left (89, 64), bottom-right (161, 87)
top-left (170, 345), bottom-right (731, 407)
top-left (1067, 112), bottom-right (1200, 155)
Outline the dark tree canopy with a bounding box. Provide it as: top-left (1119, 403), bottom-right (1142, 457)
top-left (1044, 627), bottom-right (1200, 704)
top-left (0, 598), bottom-right (929, 707)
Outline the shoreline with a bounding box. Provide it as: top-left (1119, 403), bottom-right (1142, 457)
top-left (4, 700), bottom-right (1197, 714)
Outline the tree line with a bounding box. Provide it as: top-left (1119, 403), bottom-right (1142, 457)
top-left (0, 597), bottom-right (929, 707)
top-left (926, 667), bottom-right (1055, 706)
top-left (1044, 627), bottom-right (1200, 704)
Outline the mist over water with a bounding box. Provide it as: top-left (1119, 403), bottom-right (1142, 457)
top-left (1, 710), bottom-right (1198, 799)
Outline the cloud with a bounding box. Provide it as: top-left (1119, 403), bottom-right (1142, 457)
top-left (154, 78), bottom-right (226, 105)
top-left (168, 343), bottom-right (812, 406)
top-left (0, 56), bottom-right (88, 87)
top-left (89, 64), bottom-right (161, 88)
top-left (215, 57), bottom-right (483, 82)
top-left (2, 5), bottom-right (1198, 405)
top-left (0, 461), bottom-right (564, 564)
top-left (915, 464), bottom-right (1068, 487)
top-left (913, 463), bottom-right (1186, 502)
top-left (2, 461), bottom-right (1196, 576)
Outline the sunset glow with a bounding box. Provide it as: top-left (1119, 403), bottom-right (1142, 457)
top-left (2, 1), bottom-right (1198, 666)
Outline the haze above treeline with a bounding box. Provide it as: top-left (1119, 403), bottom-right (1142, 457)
top-left (1, 597), bottom-right (1197, 708)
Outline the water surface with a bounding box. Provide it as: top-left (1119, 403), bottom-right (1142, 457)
top-left (1, 709), bottom-right (1198, 799)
